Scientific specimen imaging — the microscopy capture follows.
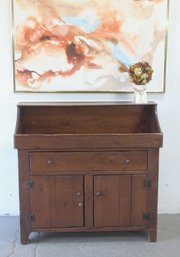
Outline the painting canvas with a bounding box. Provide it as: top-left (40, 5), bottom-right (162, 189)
top-left (12, 0), bottom-right (169, 92)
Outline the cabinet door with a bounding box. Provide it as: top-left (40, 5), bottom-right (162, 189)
top-left (30, 176), bottom-right (84, 228)
top-left (94, 175), bottom-right (131, 227)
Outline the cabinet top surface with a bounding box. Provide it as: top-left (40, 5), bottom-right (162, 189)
top-left (17, 101), bottom-right (157, 107)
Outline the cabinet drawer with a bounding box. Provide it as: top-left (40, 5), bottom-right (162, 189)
top-left (30, 151), bottom-right (147, 173)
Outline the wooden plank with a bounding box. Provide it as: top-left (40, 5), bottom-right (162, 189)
top-left (131, 175), bottom-right (148, 227)
top-left (15, 133), bottom-right (163, 149)
top-left (84, 175), bottom-right (93, 228)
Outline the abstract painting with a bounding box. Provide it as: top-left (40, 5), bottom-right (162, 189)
top-left (12, 0), bottom-right (169, 92)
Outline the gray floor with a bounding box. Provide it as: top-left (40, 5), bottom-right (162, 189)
top-left (0, 215), bottom-right (180, 257)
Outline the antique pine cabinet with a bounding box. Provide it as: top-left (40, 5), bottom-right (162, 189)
top-left (14, 102), bottom-right (163, 244)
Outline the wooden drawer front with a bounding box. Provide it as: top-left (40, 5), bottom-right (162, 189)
top-left (30, 151), bottom-right (147, 173)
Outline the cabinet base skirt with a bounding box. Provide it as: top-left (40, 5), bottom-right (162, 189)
top-left (21, 227), bottom-right (156, 244)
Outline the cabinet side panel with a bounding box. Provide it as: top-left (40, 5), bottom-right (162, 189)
top-left (147, 149), bottom-right (159, 242)
top-left (18, 150), bottom-right (31, 244)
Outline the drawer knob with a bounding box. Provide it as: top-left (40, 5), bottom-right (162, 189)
top-left (76, 192), bottom-right (81, 196)
top-left (95, 192), bottom-right (101, 196)
top-left (125, 159), bottom-right (130, 164)
top-left (47, 160), bottom-right (52, 165)
top-left (78, 203), bottom-right (83, 207)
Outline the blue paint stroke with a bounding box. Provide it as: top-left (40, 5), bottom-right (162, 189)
top-left (111, 43), bottom-right (136, 67)
top-left (62, 16), bottom-right (100, 33)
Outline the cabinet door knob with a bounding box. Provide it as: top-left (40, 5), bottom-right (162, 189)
top-left (78, 203), bottom-right (83, 207)
top-left (95, 192), bottom-right (101, 196)
top-left (47, 160), bottom-right (52, 165)
top-left (76, 192), bottom-right (81, 196)
top-left (125, 159), bottom-right (130, 164)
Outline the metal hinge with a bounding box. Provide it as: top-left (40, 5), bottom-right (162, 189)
top-left (29, 214), bottom-right (35, 222)
top-left (25, 181), bottom-right (34, 189)
top-left (143, 213), bottom-right (150, 221)
top-left (144, 179), bottom-right (151, 188)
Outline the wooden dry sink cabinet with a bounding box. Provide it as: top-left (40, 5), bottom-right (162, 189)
top-left (14, 102), bottom-right (163, 244)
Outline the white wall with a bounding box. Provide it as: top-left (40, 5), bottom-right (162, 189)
top-left (0, 0), bottom-right (179, 215)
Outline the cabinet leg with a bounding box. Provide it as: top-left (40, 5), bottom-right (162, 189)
top-left (148, 230), bottom-right (157, 242)
top-left (20, 228), bottom-right (30, 245)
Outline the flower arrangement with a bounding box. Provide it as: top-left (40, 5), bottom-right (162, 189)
top-left (128, 61), bottom-right (153, 85)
